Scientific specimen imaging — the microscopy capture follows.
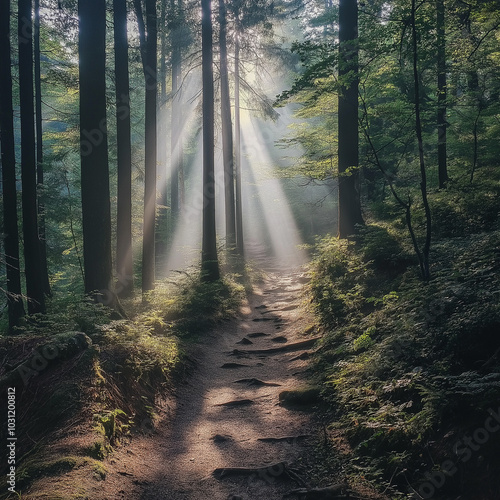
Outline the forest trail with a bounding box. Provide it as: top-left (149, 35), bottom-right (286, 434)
top-left (81, 264), bottom-right (320, 499)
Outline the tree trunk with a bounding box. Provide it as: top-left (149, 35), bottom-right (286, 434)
top-left (219, 0), bottom-right (236, 251)
top-left (34, 0), bottom-right (51, 297)
top-left (0, 0), bottom-right (26, 328)
top-left (134, 0), bottom-right (158, 292)
top-left (234, 28), bottom-right (244, 256)
top-left (114, 0), bottom-right (134, 297)
top-left (201, 0), bottom-right (220, 281)
top-left (338, 0), bottom-right (364, 239)
top-left (78, 0), bottom-right (114, 298)
top-left (156, 0), bottom-right (168, 261)
top-left (437, 0), bottom-right (448, 189)
top-left (18, 0), bottom-right (46, 314)
top-left (170, 0), bottom-right (181, 219)
top-left (411, 0), bottom-right (431, 279)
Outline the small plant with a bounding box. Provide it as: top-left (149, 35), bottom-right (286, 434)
top-left (353, 326), bottom-right (376, 351)
top-left (94, 409), bottom-right (129, 444)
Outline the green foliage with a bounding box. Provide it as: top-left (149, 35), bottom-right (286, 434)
top-left (93, 409), bottom-right (129, 444)
top-left (310, 228), bottom-right (500, 496)
top-left (142, 271), bottom-right (245, 340)
top-left (308, 237), bottom-right (372, 327)
top-left (431, 173), bottom-right (500, 238)
top-left (353, 326), bottom-right (375, 352)
top-left (356, 224), bottom-right (413, 271)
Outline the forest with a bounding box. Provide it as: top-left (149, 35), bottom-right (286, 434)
top-left (0, 0), bottom-right (500, 498)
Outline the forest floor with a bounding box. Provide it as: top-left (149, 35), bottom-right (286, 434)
top-left (27, 264), bottom-right (346, 500)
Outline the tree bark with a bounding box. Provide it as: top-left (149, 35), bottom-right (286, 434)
top-left (19, 0), bottom-right (46, 314)
top-left (411, 0), bottom-right (431, 279)
top-left (134, 0), bottom-right (158, 292)
top-left (78, 0), bottom-right (114, 297)
top-left (437, 0), bottom-right (448, 189)
top-left (201, 0), bottom-right (220, 281)
top-left (219, 0), bottom-right (236, 251)
top-left (34, 0), bottom-right (51, 297)
top-left (114, 0), bottom-right (134, 297)
top-left (234, 27), bottom-right (244, 256)
top-left (170, 0), bottom-right (181, 219)
top-left (338, 0), bottom-right (364, 239)
top-left (0, 0), bottom-right (26, 328)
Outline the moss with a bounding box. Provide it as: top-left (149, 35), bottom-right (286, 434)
top-left (90, 460), bottom-right (107, 480)
top-left (82, 440), bottom-right (109, 460)
top-left (17, 456), bottom-right (86, 488)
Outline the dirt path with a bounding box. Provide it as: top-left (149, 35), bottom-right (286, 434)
top-left (83, 267), bottom-right (319, 499)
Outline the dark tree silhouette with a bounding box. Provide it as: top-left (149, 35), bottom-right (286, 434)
top-left (170, 0), bottom-right (181, 219)
top-left (78, 0), bottom-right (114, 297)
top-left (234, 16), bottom-right (244, 256)
top-left (411, 0), bottom-right (431, 279)
top-left (18, 0), bottom-right (46, 314)
top-left (201, 0), bottom-right (220, 281)
top-left (134, 0), bottom-right (158, 292)
top-left (114, 0), bottom-right (134, 297)
top-left (219, 0), bottom-right (236, 251)
top-left (0, 0), bottom-right (26, 327)
top-left (437, 0), bottom-right (448, 189)
top-left (34, 0), bottom-right (51, 297)
top-left (338, 0), bottom-right (364, 238)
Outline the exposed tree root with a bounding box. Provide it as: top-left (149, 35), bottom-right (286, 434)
top-left (271, 336), bottom-right (288, 343)
top-left (236, 338), bottom-right (253, 345)
top-left (257, 435), bottom-right (311, 443)
top-left (213, 461), bottom-right (306, 487)
top-left (221, 362), bottom-right (250, 369)
top-left (229, 338), bottom-right (321, 356)
top-left (247, 332), bottom-right (269, 338)
top-left (215, 399), bottom-right (254, 407)
top-left (284, 484), bottom-right (348, 499)
top-left (233, 378), bottom-right (281, 386)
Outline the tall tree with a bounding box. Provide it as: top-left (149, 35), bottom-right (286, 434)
top-left (234, 26), bottom-right (244, 256)
top-left (411, 0), bottom-right (432, 279)
top-left (219, 0), bottom-right (236, 251)
top-left (201, 0), bottom-right (220, 281)
top-left (114, 0), bottom-right (134, 296)
top-left (134, 0), bottom-right (158, 292)
top-left (19, 0), bottom-right (46, 314)
top-left (437, 0), bottom-right (448, 189)
top-left (337, 0), bottom-right (364, 238)
top-left (170, 0), bottom-right (181, 219)
top-left (34, 0), bottom-right (51, 296)
top-left (79, 0), bottom-right (114, 297)
top-left (0, 0), bottom-right (26, 327)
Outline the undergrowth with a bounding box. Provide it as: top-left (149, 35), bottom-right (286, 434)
top-left (0, 270), bottom-right (246, 498)
top-left (308, 186), bottom-right (500, 499)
